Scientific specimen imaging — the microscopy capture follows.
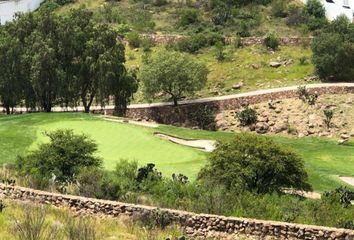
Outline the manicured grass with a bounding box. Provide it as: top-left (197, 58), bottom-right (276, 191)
top-left (156, 125), bottom-right (354, 192)
top-left (1, 113), bottom-right (353, 192)
top-left (0, 113), bottom-right (206, 179)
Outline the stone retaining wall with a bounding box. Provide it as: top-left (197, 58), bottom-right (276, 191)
top-left (141, 33), bottom-right (313, 46)
top-left (117, 84), bottom-right (354, 125)
top-left (0, 184), bottom-right (353, 239)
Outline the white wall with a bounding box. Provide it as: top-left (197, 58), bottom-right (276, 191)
top-left (0, 0), bottom-right (44, 24)
top-left (300, 0), bottom-right (353, 22)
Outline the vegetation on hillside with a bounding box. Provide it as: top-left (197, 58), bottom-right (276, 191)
top-left (0, 201), bottom-right (184, 239)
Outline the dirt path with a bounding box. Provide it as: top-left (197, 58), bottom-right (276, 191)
top-left (154, 133), bottom-right (216, 152)
top-left (101, 116), bottom-right (159, 128)
top-left (339, 177), bottom-right (354, 187)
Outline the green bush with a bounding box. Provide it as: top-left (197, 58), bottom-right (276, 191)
top-left (141, 37), bottom-right (155, 52)
top-left (271, 0), bottom-right (287, 18)
top-left (178, 8), bottom-right (200, 27)
top-left (264, 32), bottom-right (279, 50)
top-left (312, 16), bottom-right (354, 81)
top-left (198, 134), bottom-right (312, 194)
top-left (126, 32), bottom-right (141, 48)
top-left (237, 106), bottom-right (257, 126)
top-left (175, 32), bottom-right (224, 53)
top-left (16, 129), bottom-right (102, 188)
top-left (323, 109), bottom-right (334, 128)
top-left (190, 105), bottom-right (216, 130)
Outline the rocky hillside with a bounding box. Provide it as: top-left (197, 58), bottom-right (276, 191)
top-left (216, 93), bottom-right (354, 142)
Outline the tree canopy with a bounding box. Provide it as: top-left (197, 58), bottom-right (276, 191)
top-left (140, 50), bottom-right (208, 106)
top-left (312, 15), bottom-right (354, 81)
top-left (0, 9), bottom-right (138, 114)
top-left (198, 134), bottom-right (312, 194)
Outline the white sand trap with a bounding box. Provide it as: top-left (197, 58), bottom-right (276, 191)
top-left (339, 177), bottom-right (354, 187)
top-left (154, 133), bottom-right (216, 152)
top-left (101, 116), bottom-right (159, 128)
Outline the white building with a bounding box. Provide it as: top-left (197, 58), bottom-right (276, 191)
top-left (301, 0), bottom-right (354, 22)
top-left (0, 0), bottom-right (44, 24)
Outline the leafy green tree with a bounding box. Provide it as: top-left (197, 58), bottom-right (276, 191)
top-left (312, 15), bottom-right (354, 81)
top-left (141, 50), bottom-right (208, 106)
top-left (0, 30), bottom-right (24, 114)
top-left (304, 0), bottom-right (325, 19)
top-left (198, 134), bottom-right (312, 194)
top-left (16, 129), bottom-right (102, 187)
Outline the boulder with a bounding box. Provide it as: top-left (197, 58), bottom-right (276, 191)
top-left (269, 62), bottom-right (282, 68)
top-left (340, 134), bottom-right (350, 140)
top-left (255, 122), bottom-right (269, 134)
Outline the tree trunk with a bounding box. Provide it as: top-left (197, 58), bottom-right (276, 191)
top-left (5, 106), bottom-right (10, 115)
top-left (173, 97), bottom-right (178, 107)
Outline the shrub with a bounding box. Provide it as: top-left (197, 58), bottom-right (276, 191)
top-left (264, 32), bottom-right (279, 50)
top-left (126, 32), bottom-right (141, 48)
top-left (296, 85), bottom-right (308, 101)
top-left (65, 216), bottom-right (99, 240)
top-left (190, 105), bottom-right (215, 130)
top-left (234, 35), bottom-right (242, 48)
top-left (299, 56), bottom-right (308, 65)
top-left (304, 0), bottom-right (326, 19)
top-left (312, 16), bottom-right (354, 81)
top-left (141, 37), bottom-right (155, 52)
top-left (323, 109), bottom-right (334, 128)
top-left (115, 24), bottom-right (130, 36)
top-left (12, 204), bottom-right (60, 240)
top-left (215, 41), bottom-right (225, 62)
top-left (322, 187), bottom-right (354, 208)
top-left (175, 32), bottom-right (224, 53)
top-left (0, 200), bottom-right (6, 213)
top-left (237, 106), bottom-right (257, 126)
top-left (198, 134), bottom-right (312, 194)
top-left (16, 129), bottom-right (102, 188)
top-left (178, 8), bottom-right (200, 27)
top-left (271, 0), bottom-right (287, 18)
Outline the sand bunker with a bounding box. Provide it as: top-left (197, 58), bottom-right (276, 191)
top-left (339, 177), bottom-right (354, 187)
top-left (154, 133), bottom-right (216, 152)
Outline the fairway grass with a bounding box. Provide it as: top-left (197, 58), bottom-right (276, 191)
top-left (0, 113), bottom-right (353, 192)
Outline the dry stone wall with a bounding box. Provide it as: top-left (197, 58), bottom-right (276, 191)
top-left (0, 184), bottom-right (353, 240)
top-left (117, 84), bottom-right (354, 126)
top-left (141, 33), bottom-right (312, 46)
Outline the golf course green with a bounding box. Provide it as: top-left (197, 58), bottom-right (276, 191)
top-left (0, 112), bottom-right (353, 192)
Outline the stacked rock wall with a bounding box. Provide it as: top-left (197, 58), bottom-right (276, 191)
top-left (0, 184), bottom-right (353, 239)
top-left (141, 34), bottom-right (312, 46)
top-left (116, 84), bottom-right (354, 125)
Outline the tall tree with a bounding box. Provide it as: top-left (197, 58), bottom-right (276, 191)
top-left (0, 31), bottom-right (24, 114)
top-left (141, 50), bottom-right (208, 106)
top-left (28, 11), bottom-right (61, 112)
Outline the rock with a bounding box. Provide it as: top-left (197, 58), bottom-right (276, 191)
top-left (269, 62), bottom-right (282, 68)
top-left (340, 134), bottom-right (350, 140)
top-left (232, 84), bottom-right (242, 90)
top-left (307, 129), bottom-right (316, 135)
top-left (273, 123), bottom-right (287, 133)
top-left (338, 139), bottom-right (348, 145)
top-left (275, 108), bottom-right (282, 114)
top-left (255, 122), bottom-right (269, 134)
top-left (251, 63), bottom-right (260, 69)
